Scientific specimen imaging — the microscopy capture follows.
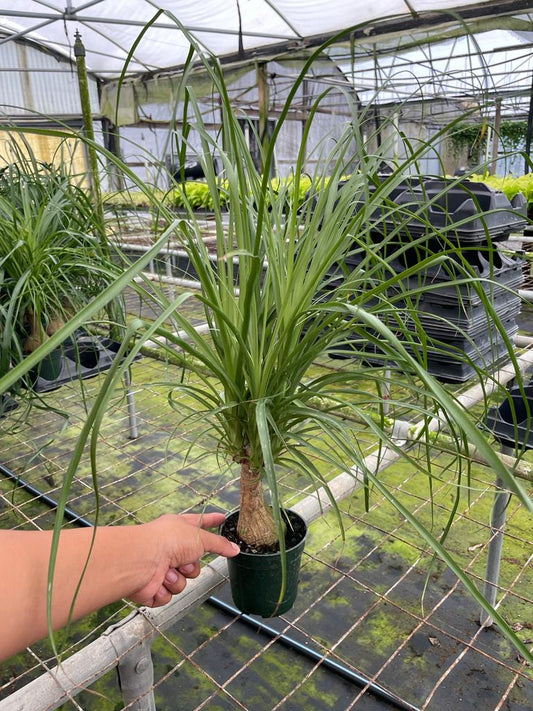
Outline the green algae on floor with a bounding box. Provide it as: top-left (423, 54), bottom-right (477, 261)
top-left (1, 325), bottom-right (532, 709)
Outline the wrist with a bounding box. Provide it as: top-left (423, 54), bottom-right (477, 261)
top-left (125, 519), bottom-right (172, 593)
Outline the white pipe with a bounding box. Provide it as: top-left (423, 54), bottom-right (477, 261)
top-left (142, 321), bottom-right (211, 349)
top-left (134, 273), bottom-right (203, 290)
top-left (514, 334), bottom-right (533, 348)
top-left (133, 273), bottom-right (240, 311)
top-left (119, 241), bottom-right (240, 265)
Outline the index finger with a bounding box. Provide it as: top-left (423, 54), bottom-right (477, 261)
top-left (181, 512), bottom-right (227, 530)
top-left (199, 528), bottom-right (240, 558)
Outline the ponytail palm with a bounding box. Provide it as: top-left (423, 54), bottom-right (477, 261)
top-left (133, 47), bottom-right (533, 558)
top-left (0, 157), bottom-right (123, 370)
top-left (2, 25), bottom-right (530, 657)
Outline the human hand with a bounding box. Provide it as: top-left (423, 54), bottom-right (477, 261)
top-left (129, 512), bottom-right (239, 607)
top-left (0, 514), bottom-right (239, 660)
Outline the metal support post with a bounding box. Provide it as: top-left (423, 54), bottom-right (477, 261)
top-left (124, 368), bottom-right (139, 439)
top-left (383, 366), bottom-right (391, 416)
top-left (116, 637), bottom-right (156, 711)
top-left (479, 444), bottom-right (513, 627)
top-left (165, 250), bottom-right (175, 300)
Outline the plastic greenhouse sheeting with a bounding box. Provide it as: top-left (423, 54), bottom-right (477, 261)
top-left (0, 0), bottom-right (531, 79)
top-left (329, 29), bottom-right (533, 107)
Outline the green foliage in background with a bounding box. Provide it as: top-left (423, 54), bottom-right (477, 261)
top-left (447, 121), bottom-right (488, 164)
top-left (471, 171), bottom-right (533, 209)
top-left (103, 174), bottom-right (316, 212)
top-left (447, 119), bottom-right (528, 168)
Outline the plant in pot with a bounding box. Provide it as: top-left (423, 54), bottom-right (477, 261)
top-left (0, 150), bottom-right (124, 389)
top-left (72, 38), bottom-right (531, 628)
top-left (4, 29), bottom-right (531, 659)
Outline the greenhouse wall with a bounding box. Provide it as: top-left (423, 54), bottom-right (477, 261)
top-left (115, 58), bottom-right (358, 183)
top-left (0, 36), bottom-right (99, 119)
top-left (0, 36), bottom-right (110, 188)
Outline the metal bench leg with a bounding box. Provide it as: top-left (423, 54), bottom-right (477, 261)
top-left (479, 458), bottom-right (511, 628)
top-left (124, 368), bottom-right (139, 439)
top-left (116, 636), bottom-right (156, 711)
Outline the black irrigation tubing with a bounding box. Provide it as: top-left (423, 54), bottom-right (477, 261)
top-left (0, 462), bottom-right (93, 528)
top-left (1, 464), bottom-right (421, 711)
top-left (208, 596), bottom-right (421, 711)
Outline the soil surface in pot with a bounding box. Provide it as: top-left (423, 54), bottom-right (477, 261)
top-left (221, 509), bottom-right (306, 554)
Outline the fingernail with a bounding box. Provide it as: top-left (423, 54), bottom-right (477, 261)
top-left (180, 563), bottom-right (195, 575)
top-left (230, 542), bottom-right (240, 554)
top-left (165, 569), bottom-right (179, 584)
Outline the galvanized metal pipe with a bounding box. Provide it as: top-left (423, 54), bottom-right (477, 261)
top-left (124, 367), bottom-right (139, 439)
top-left (113, 628), bottom-right (156, 711)
top-left (479, 474), bottom-right (511, 628)
top-left (479, 444), bottom-right (515, 628)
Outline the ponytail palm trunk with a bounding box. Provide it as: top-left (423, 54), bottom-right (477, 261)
top-left (237, 457), bottom-right (278, 548)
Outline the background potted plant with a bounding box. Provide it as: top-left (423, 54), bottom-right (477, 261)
top-left (0, 145), bottom-right (124, 390)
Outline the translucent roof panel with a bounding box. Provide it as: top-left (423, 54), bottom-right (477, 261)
top-left (330, 29), bottom-right (533, 113)
top-left (0, 1), bottom-right (529, 79)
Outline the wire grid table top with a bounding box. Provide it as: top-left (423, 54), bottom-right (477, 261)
top-left (0, 291), bottom-right (531, 710)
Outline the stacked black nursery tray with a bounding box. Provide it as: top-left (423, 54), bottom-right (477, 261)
top-left (331, 177), bottom-right (528, 382)
top-left (400, 248), bottom-right (525, 382)
top-left (398, 180), bottom-right (526, 382)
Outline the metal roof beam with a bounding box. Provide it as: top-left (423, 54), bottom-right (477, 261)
top-left (0, 10), bottom-right (296, 41)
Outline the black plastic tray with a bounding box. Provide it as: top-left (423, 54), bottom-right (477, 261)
top-left (392, 250), bottom-right (525, 306)
top-left (485, 383), bottom-right (533, 448)
top-left (0, 394), bottom-right (19, 418)
top-left (414, 297), bottom-right (519, 335)
top-left (332, 244), bottom-right (525, 307)
top-left (393, 179), bottom-right (527, 243)
top-left (330, 319), bottom-right (517, 381)
top-left (408, 331), bottom-right (517, 382)
top-left (341, 177), bottom-right (527, 245)
top-left (424, 348), bottom-right (512, 382)
top-left (27, 336), bottom-right (131, 393)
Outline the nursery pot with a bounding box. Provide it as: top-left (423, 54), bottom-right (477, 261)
top-left (64, 337), bottom-right (100, 369)
top-left (220, 509), bottom-right (307, 617)
top-left (29, 347), bottom-right (63, 383)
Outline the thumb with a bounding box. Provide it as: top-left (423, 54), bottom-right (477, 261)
top-left (200, 529), bottom-right (240, 558)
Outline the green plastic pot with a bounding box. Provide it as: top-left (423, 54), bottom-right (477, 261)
top-left (28, 346), bottom-right (64, 383)
top-left (221, 509), bottom-right (307, 617)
